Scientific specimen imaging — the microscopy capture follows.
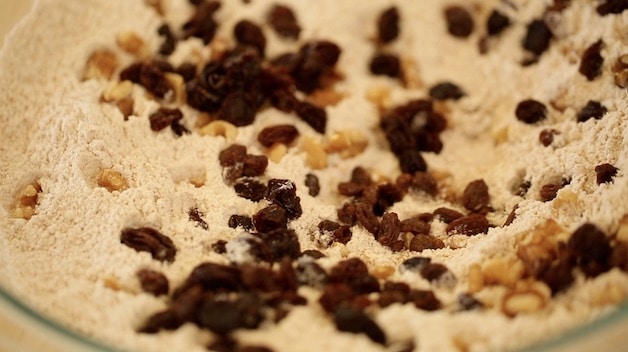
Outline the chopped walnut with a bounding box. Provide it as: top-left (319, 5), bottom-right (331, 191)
top-left (116, 31), bottom-right (149, 58)
top-left (309, 89), bottom-right (345, 107)
top-left (501, 289), bottom-right (546, 317)
top-left (268, 143), bottom-right (288, 163)
top-left (14, 182), bottom-right (42, 219)
top-left (371, 265), bottom-right (395, 280)
top-left (468, 263), bottom-right (484, 293)
top-left (199, 120), bottom-right (238, 141)
top-left (482, 257), bottom-right (524, 287)
top-left (83, 49), bottom-right (119, 80)
top-left (98, 169), bottom-right (128, 192)
top-left (164, 72), bottom-right (186, 104)
top-left (102, 81), bottom-right (135, 118)
top-left (401, 56), bottom-right (423, 89)
top-left (325, 130), bottom-right (369, 158)
top-left (300, 136), bottom-right (327, 169)
top-left (366, 86), bottom-right (391, 111)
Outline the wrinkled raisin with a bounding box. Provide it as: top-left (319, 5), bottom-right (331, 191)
top-left (577, 100), bottom-right (607, 122)
top-left (149, 107), bottom-right (184, 132)
top-left (400, 216), bottom-right (430, 235)
top-left (579, 40), bottom-right (604, 80)
top-left (305, 173), bottom-right (321, 197)
top-left (408, 289), bottom-right (441, 311)
top-left (266, 179), bottom-right (302, 219)
top-left (228, 214), bottom-right (254, 231)
top-left (369, 53), bottom-right (402, 78)
top-left (253, 204), bottom-right (288, 233)
top-left (596, 0), bottom-right (628, 15)
top-left (242, 154), bottom-right (268, 177)
top-left (197, 294), bottom-right (264, 334)
top-left (120, 62), bottom-right (172, 98)
top-left (595, 163), bottom-right (619, 184)
top-left (234, 179), bottom-right (267, 202)
top-left (568, 223), bottom-right (611, 277)
top-left (433, 207), bottom-right (464, 223)
top-left (409, 234), bottom-right (445, 252)
top-left (258, 124), bottom-right (299, 147)
top-left (539, 183), bottom-right (562, 202)
top-left (295, 101), bottom-right (327, 133)
top-left (257, 228), bottom-right (301, 261)
top-left (189, 208), bottom-right (209, 230)
top-left (157, 24), bottom-right (177, 56)
top-left (292, 41), bottom-right (341, 93)
top-left (411, 172), bottom-right (438, 196)
top-left (444, 6), bottom-right (475, 38)
top-left (429, 82), bottom-right (465, 100)
top-left (219, 144), bottom-right (247, 167)
top-left (446, 214), bottom-right (489, 236)
top-left (267, 4), bottom-right (301, 40)
top-left (218, 91), bottom-right (257, 127)
top-left (462, 179), bottom-right (490, 212)
top-left (234, 20), bottom-right (266, 56)
top-left (539, 129), bottom-right (558, 146)
top-left (183, 1), bottom-right (221, 44)
top-left (399, 150), bottom-right (427, 174)
top-left (523, 19), bottom-right (553, 56)
top-left (333, 307), bottom-right (387, 345)
top-left (486, 10), bottom-right (510, 35)
top-left (137, 268), bottom-right (169, 296)
top-left (515, 99), bottom-right (547, 124)
top-left (121, 227), bottom-right (176, 262)
top-left (377, 6), bottom-right (400, 43)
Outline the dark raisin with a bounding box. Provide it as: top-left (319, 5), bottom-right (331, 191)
top-left (120, 227), bottom-right (176, 262)
top-left (515, 99), bottom-right (547, 124)
top-left (462, 179), bottom-right (490, 212)
top-left (596, 0), bottom-right (628, 15)
top-left (444, 6), bottom-right (475, 38)
top-left (337, 202), bottom-right (358, 226)
top-left (301, 249), bottom-right (326, 259)
top-left (433, 207), bottom-right (464, 224)
top-left (157, 24), bottom-right (177, 56)
top-left (292, 41), bottom-right (341, 93)
top-left (377, 6), bottom-right (400, 43)
top-left (333, 307), bottom-right (387, 345)
top-left (579, 40), bottom-right (604, 80)
top-left (265, 179), bottom-right (302, 219)
top-left (503, 204), bottom-right (518, 227)
top-left (182, 1), bottom-right (221, 44)
top-left (539, 129), bottom-right (558, 146)
top-left (378, 281), bottom-right (410, 307)
top-left (218, 91), bottom-right (257, 127)
top-left (516, 180), bottom-right (532, 197)
top-left (257, 228), bottom-right (301, 261)
top-left (408, 289), bottom-right (441, 311)
top-left (369, 53), bottom-right (402, 78)
top-left (182, 263), bottom-right (242, 293)
top-left (258, 124), bottom-right (299, 147)
top-left (176, 62), bottom-right (197, 82)
top-left (523, 19), bottom-right (553, 56)
top-left (541, 246), bottom-right (576, 294)
top-left (355, 201), bottom-right (381, 235)
top-left (429, 82), bottom-right (465, 100)
top-left (539, 183), bottom-right (562, 202)
top-left (242, 154), bottom-right (268, 177)
top-left (212, 240), bottom-right (228, 254)
top-left (400, 217), bottom-right (431, 235)
top-left (400, 256), bottom-right (432, 273)
top-left (411, 172), bottom-right (438, 196)
top-left (595, 163), bottom-right (619, 184)
top-left (219, 144), bottom-right (247, 167)
top-left (253, 204), bottom-right (288, 233)
top-left (415, 131), bottom-right (444, 153)
top-left (409, 234), bottom-right (445, 252)
top-left (305, 173), bottom-right (321, 197)
top-left (577, 100), bottom-right (607, 122)
top-left (267, 4), bottom-right (301, 40)
top-left (197, 294), bottom-right (264, 335)
top-left (234, 20), bottom-right (267, 56)
top-left (295, 101), bottom-right (327, 133)
top-left (234, 179), bottom-right (267, 202)
top-left (240, 346), bottom-right (275, 352)
top-left (373, 184), bottom-right (404, 216)
top-left (137, 268), bottom-right (169, 296)
top-left (399, 150), bottom-right (428, 174)
top-left (568, 223), bottom-right (612, 277)
top-left (120, 62), bottom-right (172, 98)
top-left (376, 212), bottom-right (404, 250)
top-left (419, 263), bottom-right (450, 282)
top-left (228, 215), bottom-right (254, 231)
top-left (188, 208), bottom-right (209, 230)
top-left (486, 10), bottom-right (510, 36)
top-left (445, 214), bottom-right (489, 236)
top-left (185, 79), bottom-right (222, 112)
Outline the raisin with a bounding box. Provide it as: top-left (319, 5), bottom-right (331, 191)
top-left (333, 307), bottom-right (387, 345)
top-left (515, 99), bottom-right (547, 124)
top-left (399, 150), bottom-right (427, 174)
top-left (197, 294), bottom-right (264, 335)
top-left (409, 234), bottom-right (445, 252)
top-left (523, 19), bottom-right (553, 56)
top-left (369, 53), bottom-right (402, 78)
top-left (234, 179), bottom-right (267, 202)
top-left (420, 263), bottom-right (451, 282)
top-left (258, 124), bottom-right (299, 147)
top-left (400, 217), bottom-right (431, 235)
top-left (137, 268), bottom-right (169, 296)
top-left (516, 180), bottom-right (532, 197)
top-left (539, 183), bottom-right (562, 202)
top-left (410, 172), bottom-right (438, 196)
top-left (234, 20), bottom-right (266, 56)
top-left (157, 24), bottom-right (177, 56)
top-left (596, 0), bottom-right (628, 15)
top-left (503, 204), bottom-right (518, 227)
top-left (120, 227), bottom-right (176, 262)
top-left (149, 107), bottom-right (183, 132)
top-left (257, 228), bottom-right (301, 261)
top-left (444, 6), bottom-right (475, 38)
top-left (212, 240), bottom-right (228, 254)
top-left (265, 179), bottom-right (303, 219)
top-left (610, 241), bottom-right (628, 272)
top-left (242, 154), bottom-right (268, 177)
top-left (378, 282), bottom-right (410, 307)
top-left (445, 214), bottom-right (489, 236)
top-left (486, 10), bottom-right (510, 36)
top-left (219, 144), bottom-right (247, 167)
top-left (176, 62), bottom-right (197, 82)
top-left (185, 79), bottom-right (222, 112)
top-left (568, 223), bottom-right (612, 277)
top-left (120, 62), bottom-right (172, 98)
top-left (218, 91), bottom-right (257, 127)
top-left (373, 184), bottom-right (404, 216)
top-left (429, 82), bottom-right (465, 100)
top-left (267, 4), bottom-right (301, 40)
top-left (539, 129), bottom-right (558, 146)
top-left (377, 212), bottom-right (403, 250)
top-left (577, 100), bottom-right (607, 122)
top-left (540, 246), bottom-right (576, 294)
top-left (377, 6), bottom-right (400, 43)
top-left (189, 208), bottom-right (209, 230)
top-left (579, 40), bottom-right (604, 81)
top-left (595, 163), bottom-right (618, 184)
top-left (408, 289), bottom-right (441, 311)
top-left (292, 41), bottom-right (341, 93)
top-left (295, 101), bottom-right (327, 133)
top-left (253, 204), bottom-right (288, 233)
top-left (228, 215), bottom-right (254, 231)
top-left (462, 179), bottom-right (490, 212)
top-left (433, 207), bottom-right (464, 223)
top-left (183, 1), bottom-right (221, 44)
top-left (355, 201), bottom-right (380, 235)
top-left (305, 173), bottom-right (321, 197)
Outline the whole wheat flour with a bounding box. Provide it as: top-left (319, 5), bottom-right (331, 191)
top-left (0, 0), bottom-right (627, 351)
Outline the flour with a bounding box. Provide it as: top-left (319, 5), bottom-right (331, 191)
top-left (0, 1), bottom-right (627, 351)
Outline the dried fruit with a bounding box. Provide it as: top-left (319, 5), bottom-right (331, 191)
top-left (596, 0), bottom-right (628, 15)
top-left (568, 223), bottom-right (611, 277)
top-left (579, 40), bottom-right (604, 80)
top-left (522, 19), bottom-right (553, 56)
top-left (219, 144), bottom-right (247, 167)
top-left (234, 20), bottom-right (267, 56)
top-left (267, 4), bottom-right (301, 40)
top-left (446, 214), bottom-right (489, 236)
top-left (377, 6), bottom-right (400, 43)
top-left (188, 208), bottom-right (209, 230)
top-left (595, 163), bottom-right (618, 184)
top-left (253, 204), bottom-right (288, 233)
top-left (433, 207), bottom-right (464, 223)
top-left (539, 183), bottom-right (563, 202)
top-left (444, 6), bottom-right (475, 38)
top-left (234, 179), bottom-right (267, 202)
top-left (369, 53), bottom-right (401, 78)
top-left (137, 268), bottom-right (169, 296)
top-left (486, 10), bottom-right (510, 36)
top-left (577, 100), bottom-right (607, 122)
top-left (305, 173), bottom-right (321, 197)
top-left (429, 82), bottom-right (465, 101)
top-left (120, 227), bottom-right (176, 262)
top-left (228, 215), bottom-right (254, 231)
top-left (149, 107), bottom-right (184, 132)
top-left (462, 179), bottom-right (490, 212)
top-left (183, 1), bottom-right (221, 44)
top-left (515, 99), bottom-right (547, 124)
top-left (539, 129), bottom-right (559, 146)
top-left (197, 293), bottom-right (264, 335)
top-left (409, 234), bottom-right (445, 252)
top-left (256, 228), bottom-right (301, 262)
top-left (333, 307), bottom-right (386, 345)
top-left (258, 125), bottom-right (299, 148)
top-left (295, 101), bottom-right (327, 134)
top-left (265, 179), bottom-right (303, 219)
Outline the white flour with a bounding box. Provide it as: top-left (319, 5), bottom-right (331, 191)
top-left (0, 0), bottom-right (626, 351)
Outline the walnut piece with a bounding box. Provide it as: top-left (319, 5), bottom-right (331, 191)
top-left (98, 169), bottom-right (128, 192)
top-left (300, 136), bottom-right (327, 169)
top-left (199, 120), bottom-right (238, 141)
top-left (116, 31), bottom-right (149, 58)
top-left (501, 289), bottom-right (546, 317)
top-left (14, 182), bottom-right (42, 219)
top-left (325, 130), bottom-right (368, 158)
top-left (83, 49), bottom-right (119, 80)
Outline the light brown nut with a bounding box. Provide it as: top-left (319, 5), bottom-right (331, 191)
top-left (98, 169), bottom-right (128, 192)
top-left (268, 143), bottom-right (288, 163)
top-left (325, 130), bottom-right (369, 159)
top-left (309, 89), bottom-right (345, 107)
top-left (366, 86), bottom-right (391, 111)
top-left (83, 49), bottom-right (119, 80)
top-left (116, 31), bottom-right (149, 58)
top-left (102, 80), bottom-right (134, 102)
top-left (482, 257), bottom-right (524, 288)
top-left (616, 215), bottom-right (628, 243)
top-left (501, 289), bottom-right (546, 317)
top-left (300, 136), bottom-right (327, 169)
top-left (371, 265), bottom-right (395, 280)
top-left (199, 120), bottom-right (238, 141)
top-left (164, 72), bottom-right (186, 104)
top-left (14, 182), bottom-right (42, 219)
top-left (401, 56), bottom-right (423, 89)
top-left (590, 282), bottom-right (626, 307)
top-left (468, 263), bottom-right (483, 293)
